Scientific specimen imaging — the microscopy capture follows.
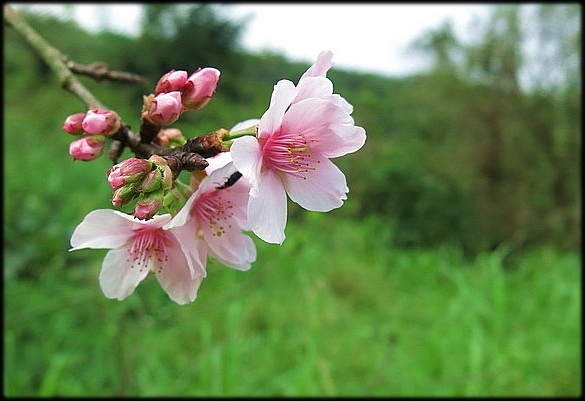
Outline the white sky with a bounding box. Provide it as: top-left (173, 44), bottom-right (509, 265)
top-left (12, 3), bottom-right (491, 77)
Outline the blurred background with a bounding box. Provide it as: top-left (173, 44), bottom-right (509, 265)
top-left (3, 3), bottom-right (581, 396)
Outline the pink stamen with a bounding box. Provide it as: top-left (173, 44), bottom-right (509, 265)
top-left (126, 228), bottom-right (169, 273)
top-left (262, 132), bottom-right (320, 179)
top-left (194, 191), bottom-right (235, 237)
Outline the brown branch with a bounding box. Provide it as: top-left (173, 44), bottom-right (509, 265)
top-left (65, 60), bottom-right (147, 85)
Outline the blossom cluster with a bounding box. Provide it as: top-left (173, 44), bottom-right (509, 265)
top-left (67, 51), bottom-right (366, 304)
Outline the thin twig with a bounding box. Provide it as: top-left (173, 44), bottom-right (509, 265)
top-left (65, 60), bottom-right (147, 85)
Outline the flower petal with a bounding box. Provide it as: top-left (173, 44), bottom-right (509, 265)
top-left (70, 209), bottom-right (136, 251)
top-left (282, 98), bottom-right (353, 138)
top-left (283, 156), bottom-right (348, 212)
top-left (317, 124), bottom-right (367, 158)
top-left (207, 228), bottom-right (256, 271)
top-left (205, 152), bottom-right (233, 175)
top-left (168, 220), bottom-right (208, 279)
top-left (248, 169), bottom-right (288, 244)
top-left (229, 118), bottom-right (260, 133)
top-left (230, 136), bottom-right (263, 197)
top-left (300, 50), bottom-right (333, 78)
top-left (99, 248), bottom-right (151, 300)
top-left (294, 76), bottom-right (334, 102)
top-left (258, 80), bottom-right (297, 138)
top-left (155, 236), bottom-right (204, 305)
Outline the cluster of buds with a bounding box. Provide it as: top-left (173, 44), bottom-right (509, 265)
top-left (63, 109), bottom-right (122, 161)
top-left (107, 156), bottom-right (176, 220)
top-left (62, 66), bottom-right (222, 219)
top-left (143, 67), bottom-right (220, 127)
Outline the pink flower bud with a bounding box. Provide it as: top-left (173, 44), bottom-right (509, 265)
top-left (82, 109), bottom-right (122, 136)
top-left (148, 155), bottom-right (174, 191)
top-left (107, 157), bottom-right (152, 189)
top-left (138, 169), bottom-right (163, 193)
top-left (155, 128), bottom-right (186, 147)
top-left (154, 69), bottom-right (188, 95)
top-left (146, 91), bottom-right (185, 126)
top-left (62, 112), bottom-right (87, 135)
top-left (69, 135), bottom-right (105, 161)
top-left (182, 67), bottom-right (220, 111)
top-left (111, 185), bottom-right (137, 207)
top-left (134, 196), bottom-right (163, 220)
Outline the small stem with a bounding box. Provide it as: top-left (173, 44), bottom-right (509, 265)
top-left (222, 125), bottom-right (258, 141)
top-left (66, 61), bottom-right (147, 85)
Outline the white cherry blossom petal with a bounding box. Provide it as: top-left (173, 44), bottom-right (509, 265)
top-left (99, 248), bottom-right (151, 301)
top-left (282, 156), bottom-right (348, 212)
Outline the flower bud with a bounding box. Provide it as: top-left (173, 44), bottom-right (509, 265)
top-left (82, 108), bottom-right (122, 136)
top-left (134, 195), bottom-right (163, 220)
top-left (62, 112), bottom-right (87, 135)
top-left (154, 69), bottom-right (188, 95)
top-left (148, 155), bottom-right (174, 191)
top-left (145, 91), bottom-right (185, 126)
top-left (69, 135), bottom-right (105, 161)
top-left (107, 157), bottom-right (152, 189)
top-left (156, 128), bottom-right (186, 147)
top-left (182, 67), bottom-right (220, 111)
top-left (138, 169), bottom-right (164, 193)
top-left (111, 185), bottom-right (138, 207)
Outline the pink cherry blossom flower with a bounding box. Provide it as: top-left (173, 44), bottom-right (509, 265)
top-left (69, 135), bottom-right (105, 161)
top-left (182, 67), bottom-right (220, 111)
top-left (70, 210), bottom-right (205, 305)
top-left (167, 162), bottom-right (256, 271)
top-left (230, 51), bottom-right (366, 244)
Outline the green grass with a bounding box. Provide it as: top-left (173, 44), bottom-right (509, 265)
top-left (3, 216), bottom-right (581, 396)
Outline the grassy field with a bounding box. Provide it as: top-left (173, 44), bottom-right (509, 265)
top-left (3, 214), bottom-right (581, 396)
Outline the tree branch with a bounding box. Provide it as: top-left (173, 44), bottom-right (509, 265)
top-left (3, 4), bottom-right (228, 175)
top-left (4, 4), bottom-right (105, 109)
top-left (65, 60), bottom-right (147, 85)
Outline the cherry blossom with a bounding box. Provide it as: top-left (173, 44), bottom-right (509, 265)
top-left (230, 51), bottom-right (366, 244)
top-left (167, 162), bottom-right (256, 271)
top-left (70, 210), bottom-right (205, 305)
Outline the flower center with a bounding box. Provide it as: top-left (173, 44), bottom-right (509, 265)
top-left (127, 227), bottom-right (169, 273)
top-left (194, 191), bottom-right (235, 237)
top-left (262, 132), bottom-right (320, 179)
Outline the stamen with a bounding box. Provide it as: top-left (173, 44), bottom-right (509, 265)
top-left (194, 192), bottom-right (236, 238)
top-left (263, 132), bottom-right (320, 179)
top-left (126, 228), bottom-right (169, 273)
